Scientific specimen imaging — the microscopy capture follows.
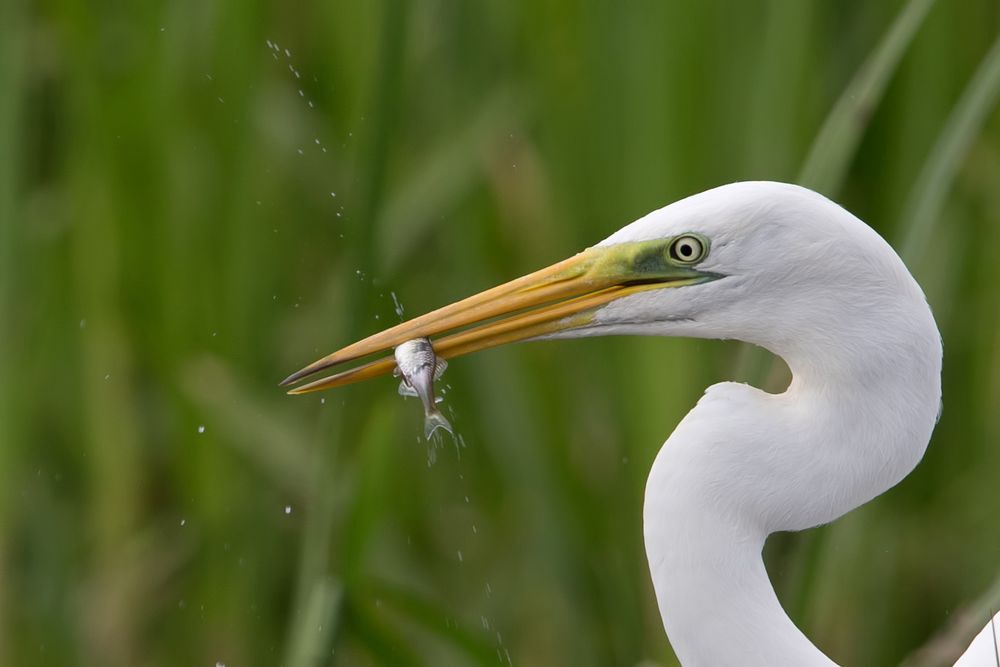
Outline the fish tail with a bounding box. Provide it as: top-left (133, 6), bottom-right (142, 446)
top-left (424, 410), bottom-right (453, 439)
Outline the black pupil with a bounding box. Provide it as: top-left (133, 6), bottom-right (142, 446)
top-left (679, 243), bottom-right (693, 257)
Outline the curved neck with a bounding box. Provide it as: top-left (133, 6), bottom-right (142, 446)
top-left (644, 457), bottom-right (838, 667)
top-left (642, 315), bottom-right (939, 666)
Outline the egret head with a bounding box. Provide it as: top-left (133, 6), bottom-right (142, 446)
top-left (282, 181), bottom-right (928, 392)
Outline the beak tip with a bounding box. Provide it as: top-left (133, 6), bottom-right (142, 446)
top-left (280, 357), bottom-right (340, 388)
top-left (280, 363), bottom-right (322, 387)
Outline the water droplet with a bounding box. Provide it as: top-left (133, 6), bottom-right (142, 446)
top-left (320, 397), bottom-right (326, 404)
top-left (284, 48), bottom-right (291, 57)
top-left (284, 505), bottom-right (292, 515)
top-left (79, 319), bottom-right (86, 329)
top-left (104, 374), bottom-right (111, 380)
top-left (456, 550), bottom-right (463, 562)
top-left (329, 191), bottom-right (337, 198)
top-left (197, 425), bottom-right (205, 434)
top-left (180, 518), bottom-right (186, 526)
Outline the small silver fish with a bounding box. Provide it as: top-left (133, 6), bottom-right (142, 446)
top-left (393, 338), bottom-right (452, 439)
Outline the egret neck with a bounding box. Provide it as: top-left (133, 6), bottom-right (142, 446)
top-left (644, 264), bottom-right (941, 666)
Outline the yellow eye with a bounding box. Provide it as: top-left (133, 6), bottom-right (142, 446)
top-left (668, 234), bottom-right (707, 264)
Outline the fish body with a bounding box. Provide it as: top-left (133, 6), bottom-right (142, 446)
top-left (394, 338), bottom-right (452, 438)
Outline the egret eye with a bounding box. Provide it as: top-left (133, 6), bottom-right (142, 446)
top-left (668, 235), bottom-right (707, 264)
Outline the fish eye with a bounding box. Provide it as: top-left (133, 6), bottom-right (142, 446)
top-left (668, 234), bottom-right (707, 264)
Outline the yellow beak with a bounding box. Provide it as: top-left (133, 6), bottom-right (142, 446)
top-left (281, 240), bottom-right (716, 394)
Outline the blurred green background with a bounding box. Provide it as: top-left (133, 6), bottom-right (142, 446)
top-left (3, 0), bottom-right (1000, 664)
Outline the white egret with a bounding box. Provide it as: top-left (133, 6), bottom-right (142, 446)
top-left (283, 181), bottom-right (997, 665)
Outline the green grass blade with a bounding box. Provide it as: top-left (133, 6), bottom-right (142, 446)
top-left (900, 33), bottom-right (1000, 263)
top-left (902, 573), bottom-right (1000, 667)
top-left (798, 0), bottom-right (936, 194)
top-left (0, 1), bottom-right (26, 661)
top-left (284, 577), bottom-right (344, 667)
